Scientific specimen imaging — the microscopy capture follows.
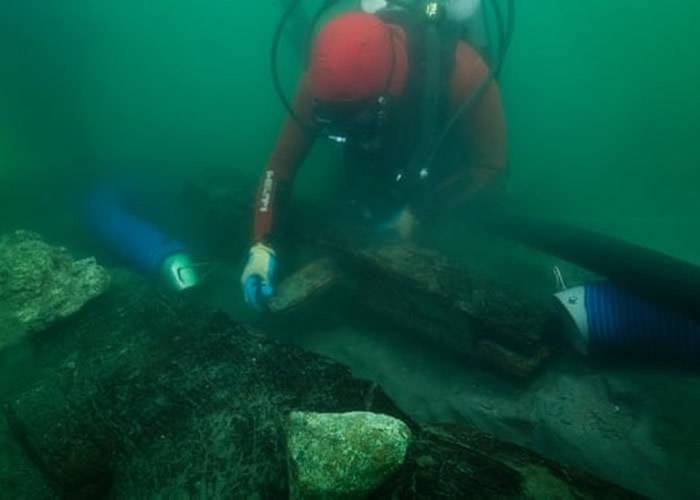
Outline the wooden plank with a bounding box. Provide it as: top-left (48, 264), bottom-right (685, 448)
top-left (273, 242), bottom-right (554, 377)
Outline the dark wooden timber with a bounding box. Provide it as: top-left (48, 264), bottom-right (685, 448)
top-left (175, 182), bottom-right (560, 378)
top-left (272, 243), bottom-right (555, 378)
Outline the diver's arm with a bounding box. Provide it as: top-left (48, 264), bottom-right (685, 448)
top-left (252, 73), bottom-right (317, 243)
top-left (433, 42), bottom-right (507, 209)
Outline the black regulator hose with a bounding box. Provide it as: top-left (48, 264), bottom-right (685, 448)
top-left (490, 0), bottom-right (506, 75)
top-left (271, 0), bottom-right (311, 130)
top-left (304, 0), bottom-right (339, 66)
top-left (422, 0), bottom-right (514, 172)
top-left (499, 0), bottom-right (515, 77)
top-left (272, 0), bottom-right (341, 131)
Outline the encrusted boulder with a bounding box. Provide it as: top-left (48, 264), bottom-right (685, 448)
top-left (287, 411), bottom-right (412, 499)
top-left (0, 230), bottom-right (110, 348)
top-left (2, 273), bottom-right (642, 499)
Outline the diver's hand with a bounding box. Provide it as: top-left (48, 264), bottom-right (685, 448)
top-left (377, 207), bottom-right (418, 240)
top-left (241, 243), bottom-right (276, 311)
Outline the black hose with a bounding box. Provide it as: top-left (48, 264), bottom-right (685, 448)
top-left (303, 0), bottom-right (339, 66)
top-left (272, 0), bottom-right (344, 130)
top-left (271, 0), bottom-right (312, 130)
top-left (422, 0), bottom-right (514, 173)
top-left (490, 0), bottom-right (506, 76)
top-left (473, 206), bottom-right (700, 324)
top-left (499, 0), bottom-right (514, 77)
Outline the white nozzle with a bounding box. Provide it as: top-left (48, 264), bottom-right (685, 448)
top-left (161, 253), bottom-right (200, 292)
top-left (554, 286), bottom-right (590, 355)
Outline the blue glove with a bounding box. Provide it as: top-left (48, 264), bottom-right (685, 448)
top-left (241, 243), bottom-right (276, 311)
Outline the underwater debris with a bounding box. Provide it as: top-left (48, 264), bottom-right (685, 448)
top-left (0, 230), bottom-right (110, 350)
top-left (2, 268), bottom-right (642, 498)
top-left (176, 184), bottom-right (555, 378)
top-left (271, 243), bottom-right (553, 378)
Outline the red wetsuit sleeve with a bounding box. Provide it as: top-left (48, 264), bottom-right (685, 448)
top-left (252, 74), bottom-right (316, 243)
top-left (432, 41), bottom-right (507, 209)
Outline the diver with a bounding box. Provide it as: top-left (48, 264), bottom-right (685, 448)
top-left (241, 4), bottom-right (507, 310)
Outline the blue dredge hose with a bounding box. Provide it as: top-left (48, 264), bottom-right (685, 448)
top-left (85, 185), bottom-right (185, 274)
top-left (475, 207), bottom-right (700, 363)
top-left (586, 283), bottom-right (700, 361)
top-left (557, 282), bottom-right (700, 363)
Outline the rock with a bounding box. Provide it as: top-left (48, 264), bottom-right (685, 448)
top-left (3, 274), bottom-right (641, 498)
top-left (3, 277), bottom-right (411, 498)
top-left (287, 411), bottom-right (412, 499)
top-left (444, 370), bottom-right (681, 499)
top-left (0, 405), bottom-right (52, 499)
top-left (0, 230), bottom-right (110, 348)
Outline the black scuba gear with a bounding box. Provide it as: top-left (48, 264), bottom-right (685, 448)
top-left (313, 96), bottom-right (391, 148)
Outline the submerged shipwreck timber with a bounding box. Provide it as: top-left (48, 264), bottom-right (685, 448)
top-left (271, 243), bottom-right (554, 378)
top-left (0, 239), bottom-right (640, 498)
top-left (183, 184), bottom-right (558, 378)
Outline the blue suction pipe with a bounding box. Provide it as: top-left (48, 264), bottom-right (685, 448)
top-left (84, 185), bottom-right (186, 275)
top-left (555, 282), bottom-right (700, 363)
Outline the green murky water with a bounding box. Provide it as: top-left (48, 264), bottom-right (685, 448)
top-left (1, 2), bottom-right (699, 498)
